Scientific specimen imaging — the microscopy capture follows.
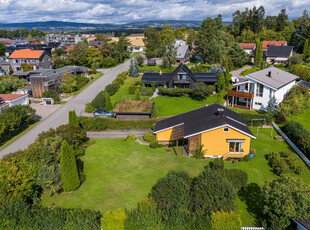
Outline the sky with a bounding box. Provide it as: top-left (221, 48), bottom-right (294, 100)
top-left (0, 0), bottom-right (309, 24)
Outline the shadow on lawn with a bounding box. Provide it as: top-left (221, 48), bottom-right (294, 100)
top-left (239, 183), bottom-right (266, 226)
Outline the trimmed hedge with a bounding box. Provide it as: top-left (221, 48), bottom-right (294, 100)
top-left (78, 116), bottom-right (157, 131)
top-left (239, 113), bottom-right (272, 126)
top-left (159, 87), bottom-right (192, 97)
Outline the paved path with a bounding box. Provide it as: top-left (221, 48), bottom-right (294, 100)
top-left (87, 129), bottom-right (151, 139)
top-left (0, 61), bottom-right (130, 157)
top-left (230, 65), bottom-right (253, 77)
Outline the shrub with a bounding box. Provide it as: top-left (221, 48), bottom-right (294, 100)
top-left (209, 158), bottom-right (224, 169)
top-left (42, 90), bottom-right (60, 102)
top-left (91, 91), bottom-right (106, 110)
top-left (143, 131), bottom-right (155, 142)
top-left (158, 87), bottom-right (192, 97)
top-left (192, 145), bottom-right (206, 159)
top-left (102, 56), bottom-right (118, 68)
top-left (136, 55), bottom-right (145, 66)
top-left (291, 64), bottom-right (310, 81)
top-left (146, 87), bottom-right (154, 96)
top-left (125, 134), bottom-right (136, 141)
top-left (101, 209), bottom-right (126, 230)
top-left (289, 54), bottom-right (303, 65)
top-left (211, 211), bottom-right (242, 230)
top-left (85, 103), bottom-right (95, 113)
top-left (129, 81), bottom-right (142, 95)
top-left (68, 110), bottom-right (78, 125)
top-left (135, 89), bottom-right (141, 100)
top-left (60, 141), bottom-right (80, 192)
top-left (280, 151), bottom-right (292, 158)
top-left (151, 103), bottom-right (158, 118)
top-left (266, 152), bottom-right (290, 176)
top-left (106, 82), bottom-right (120, 96)
top-left (150, 140), bottom-right (163, 148)
top-left (104, 91), bottom-right (113, 111)
top-left (239, 113), bottom-right (272, 126)
top-left (75, 75), bottom-right (89, 89)
top-left (150, 171), bottom-right (192, 211)
top-left (190, 82), bottom-right (208, 101)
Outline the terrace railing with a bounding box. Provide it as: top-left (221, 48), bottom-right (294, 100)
top-left (272, 121), bottom-right (310, 168)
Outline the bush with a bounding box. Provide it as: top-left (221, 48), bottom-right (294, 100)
top-left (221, 169), bottom-right (248, 190)
top-left (146, 87), bottom-right (154, 96)
top-left (125, 134), bottom-right (136, 141)
top-left (101, 209), bottom-right (126, 230)
top-left (135, 89), bottom-right (141, 100)
top-left (280, 151), bottom-right (292, 158)
top-left (289, 54), bottom-right (303, 65)
top-left (42, 90), bottom-right (60, 102)
top-left (150, 140), bottom-right (163, 148)
top-left (150, 171), bottom-right (192, 211)
top-left (143, 131), bottom-right (155, 142)
top-left (211, 211), bottom-right (242, 230)
top-left (151, 103), bottom-right (158, 118)
top-left (85, 103), bottom-right (95, 113)
top-left (91, 91), bottom-right (106, 110)
top-left (158, 87), bottom-right (192, 97)
top-left (129, 81), bottom-right (142, 95)
top-left (106, 82), bottom-right (120, 96)
top-left (239, 113), bottom-right (272, 126)
top-left (291, 64), bottom-right (310, 81)
top-left (75, 75), bottom-right (89, 89)
top-left (78, 116), bottom-right (157, 131)
top-left (102, 56), bottom-right (118, 68)
top-left (209, 158), bottom-right (224, 169)
top-left (136, 55), bottom-right (145, 66)
top-left (68, 110), bottom-right (78, 125)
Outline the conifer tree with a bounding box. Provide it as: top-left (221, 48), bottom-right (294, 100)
top-left (60, 141), bottom-right (80, 192)
top-left (69, 111), bottom-right (78, 125)
top-left (267, 96), bottom-right (278, 115)
top-left (254, 40), bottom-right (262, 67)
top-left (104, 91), bottom-right (113, 111)
top-left (134, 58), bottom-right (140, 76)
top-left (128, 58), bottom-right (134, 76)
top-left (303, 39), bottom-right (309, 61)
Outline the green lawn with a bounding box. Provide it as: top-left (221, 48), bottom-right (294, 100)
top-left (41, 127), bottom-right (310, 226)
top-left (288, 107), bottom-right (310, 132)
top-left (240, 67), bottom-right (260, 76)
top-left (152, 95), bottom-right (218, 116)
top-left (228, 106), bottom-right (266, 115)
top-left (140, 64), bottom-right (175, 73)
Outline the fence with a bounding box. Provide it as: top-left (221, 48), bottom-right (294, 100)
top-left (242, 227), bottom-right (264, 230)
top-left (272, 121), bottom-right (310, 168)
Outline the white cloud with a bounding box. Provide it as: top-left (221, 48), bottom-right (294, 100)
top-left (0, 0), bottom-right (308, 24)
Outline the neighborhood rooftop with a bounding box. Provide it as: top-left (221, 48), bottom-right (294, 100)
top-left (246, 67), bottom-right (299, 89)
top-left (266, 46), bottom-right (293, 57)
top-left (15, 66), bottom-right (86, 78)
top-left (154, 103), bottom-right (255, 138)
top-left (8, 49), bottom-right (45, 59)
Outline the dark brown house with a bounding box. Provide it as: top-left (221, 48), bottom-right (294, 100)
top-left (141, 63), bottom-right (217, 89)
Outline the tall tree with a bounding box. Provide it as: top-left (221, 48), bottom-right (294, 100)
top-left (114, 33), bottom-right (131, 63)
top-left (303, 39), bottom-right (309, 61)
top-left (0, 42), bottom-right (6, 57)
top-left (224, 63), bottom-right (231, 87)
top-left (104, 92), bottom-right (113, 111)
top-left (290, 15), bottom-right (310, 52)
top-left (162, 41), bottom-right (177, 70)
top-left (276, 9), bottom-right (288, 32)
top-left (227, 43), bottom-right (249, 68)
top-left (86, 47), bottom-right (103, 67)
top-left (60, 141), bottom-right (80, 192)
top-left (205, 38), bottom-right (224, 64)
top-left (143, 28), bottom-right (160, 58)
top-left (254, 40), bottom-right (262, 67)
top-left (69, 42), bottom-right (88, 66)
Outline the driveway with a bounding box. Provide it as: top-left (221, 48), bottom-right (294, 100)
top-left (0, 60), bottom-right (130, 157)
top-left (87, 129), bottom-right (151, 139)
top-left (230, 65), bottom-right (253, 77)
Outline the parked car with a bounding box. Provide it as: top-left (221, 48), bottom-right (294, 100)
top-left (93, 110), bottom-right (114, 118)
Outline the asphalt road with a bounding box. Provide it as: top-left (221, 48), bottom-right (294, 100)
top-left (0, 60), bottom-right (130, 158)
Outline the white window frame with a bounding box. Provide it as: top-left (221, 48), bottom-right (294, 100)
top-left (223, 127), bottom-right (229, 132)
top-left (256, 83), bottom-right (264, 97)
top-left (227, 141), bottom-right (244, 153)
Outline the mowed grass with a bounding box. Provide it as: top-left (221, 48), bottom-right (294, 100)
top-left (152, 95), bottom-right (218, 116)
top-left (289, 107), bottom-right (310, 132)
top-left (41, 128), bottom-right (310, 226)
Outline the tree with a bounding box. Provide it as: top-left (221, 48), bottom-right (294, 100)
top-left (136, 55), bottom-right (145, 66)
top-left (191, 82), bottom-right (208, 101)
top-left (60, 141), bottom-right (80, 192)
top-left (216, 72), bottom-right (225, 92)
top-left (267, 96), bottom-right (278, 116)
top-left (150, 171), bottom-right (192, 211)
top-left (27, 34), bottom-right (32, 42)
top-left (68, 110), bottom-right (78, 125)
top-left (143, 28), bottom-right (160, 58)
top-left (205, 38), bottom-right (224, 64)
top-left (128, 58), bottom-right (134, 76)
top-left (262, 175), bottom-right (310, 230)
top-left (69, 42), bottom-right (88, 66)
top-left (290, 16), bottom-right (310, 53)
top-left (133, 58), bottom-right (140, 77)
top-left (303, 39), bottom-right (309, 61)
top-left (135, 89), bottom-right (141, 101)
top-left (224, 63), bottom-right (231, 87)
top-left (254, 40), bottom-right (262, 67)
top-left (114, 33), bottom-right (131, 63)
top-left (104, 91), bottom-right (113, 111)
top-left (276, 9), bottom-right (288, 32)
top-left (227, 43), bottom-right (249, 68)
top-left (211, 211), bottom-right (242, 230)
top-left (0, 42), bottom-right (6, 57)
top-left (61, 71), bottom-right (76, 93)
top-left (162, 41), bottom-right (177, 70)
top-left (86, 47), bottom-right (103, 67)
top-left (190, 167), bottom-right (236, 215)
top-left (91, 91), bottom-right (106, 110)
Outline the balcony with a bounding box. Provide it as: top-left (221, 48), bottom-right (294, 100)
top-left (227, 89), bottom-right (254, 99)
top-left (174, 80), bottom-right (190, 84)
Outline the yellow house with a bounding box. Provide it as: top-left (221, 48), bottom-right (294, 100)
top-left (154, 103), bottom-right (256, 160)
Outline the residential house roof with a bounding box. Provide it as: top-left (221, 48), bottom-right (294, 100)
top-left (0, 96), bottom-right (7, 108)
top-left (176, 45), bottom-right (189, 59)
top-left (9, 49), bottom-right (45, 59)
top-left (297, 80), bottom-right (310, 90)
top-left (262, 40), bottom-right (287, 49)
top-left (89, 40), bottom-right (103, 48)
top-left (0, 94), bottom-right (26, 101)
top-left (239, 43), bottom-right (256, 49)
top-left (266, 46), bottom-right (293, 57)
top-left (246, 67), bottom-right (299, 90)
top-left (65, 45), bottom-right (74, 53)
top-left (293, 218), bottom-right (310, 230)
top-left (154, 103), bottom-right (255, 138)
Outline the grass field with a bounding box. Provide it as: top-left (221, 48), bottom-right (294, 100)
top-left (289, 107), bottom-right (310, 132)
top-left (41, 128), bottom-right (310, 226)
top-left (152, 95), bottom-right (218, 116)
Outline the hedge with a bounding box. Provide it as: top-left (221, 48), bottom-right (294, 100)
top-left (239, 113), bottom-right (272, 126)
top-left (158, 87), bottom-right (192, 97)
top-left (129, 81), bottom-right (142, 95)
top-left (78, 116), bottom-right (158, 131)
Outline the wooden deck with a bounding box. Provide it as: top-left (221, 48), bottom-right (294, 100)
top-left (227, 89), bottom-right (254, 99)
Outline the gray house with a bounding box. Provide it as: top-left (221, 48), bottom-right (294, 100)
top-left (9, 49), bottom-right (52, 73)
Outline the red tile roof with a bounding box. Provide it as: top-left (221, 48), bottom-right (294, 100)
top-left (262, 41), bottom-right (287, 49)
top-left (65, 45), bottom-right (74, 53)
top-left (0, 94), bottom-right (26, 101)
top-left (239, 43), bottom-right (256, 49)
top-left (9, 49), bottom-right (45, 59)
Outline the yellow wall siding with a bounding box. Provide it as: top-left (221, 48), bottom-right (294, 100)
top-left (156, 128), bottom-right (173, 141)
top-left (199, 126), bottom-right (251, 157)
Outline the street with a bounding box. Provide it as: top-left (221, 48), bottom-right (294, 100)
top-left (0, 60), bottom-right (130, 157)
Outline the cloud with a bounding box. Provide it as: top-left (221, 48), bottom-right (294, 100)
top-left (0, 0), bottom-right (309, 24)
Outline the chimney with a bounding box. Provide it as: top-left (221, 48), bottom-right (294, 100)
top-left (217, 108), bottom-right (224, 116)
top-left (267, 71), bottom-right (271, 77)
top-left (159, 71), bottom-right (162, 76)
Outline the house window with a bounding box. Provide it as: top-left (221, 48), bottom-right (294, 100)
top-left (256, 83), bottom-right (264, 97)
top-left (229, 142), bottom-right (243, 153)
top-left (177, 74), bottom-right (187, 80)
top-left (255, 102), bottom-right (262, 106)
top-left (269, 89), bottom-right (273, 98)
top-left (223, 127), bottom-right (229, 132)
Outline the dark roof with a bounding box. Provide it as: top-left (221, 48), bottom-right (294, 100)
top-left (266, 46), bottom-right (293, 57)
top-left (154, 103), bottom-right (255, 138)
top-left (297, 80), bottom-right (310, 90)
top-left (142, 63), bottom-right (218, 84)
top-left (295, 218), bottom-right (310, 230)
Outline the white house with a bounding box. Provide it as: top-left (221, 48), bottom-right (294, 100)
top-left (0, 94), bottom-right (29, 113)
top-left (239, 43), bottom-right (256, 55)
top-left (227, 67), bottom-right (299, 111)
top-left (175, 39), bottom-right (186, 47)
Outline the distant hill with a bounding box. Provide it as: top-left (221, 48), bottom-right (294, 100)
top-left (0, 20), bottom-right (231, 33)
